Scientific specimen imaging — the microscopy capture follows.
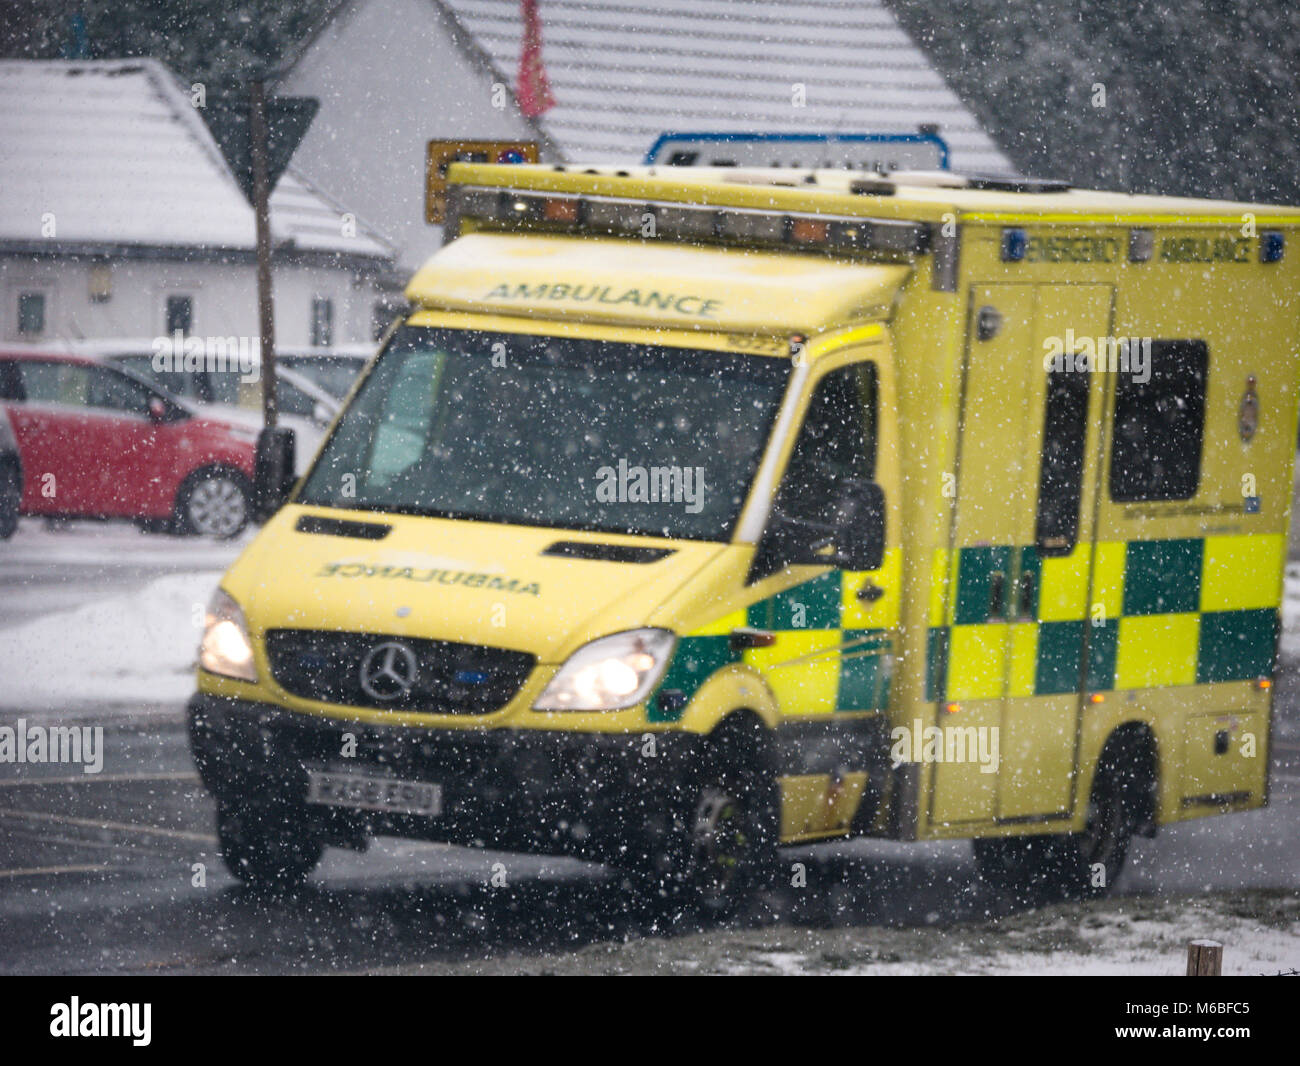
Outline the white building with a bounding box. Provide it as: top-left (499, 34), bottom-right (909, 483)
top-left (281, 0), bottom-right (1015, 270)
top-left (0, 59), bottom-right (398, 348)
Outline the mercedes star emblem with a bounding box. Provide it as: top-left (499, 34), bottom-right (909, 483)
top-left (359, 641), bottom-right (419, 701)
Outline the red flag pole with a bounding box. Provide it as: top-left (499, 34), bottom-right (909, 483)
top-left (517, 0), bottom-right (555, 118)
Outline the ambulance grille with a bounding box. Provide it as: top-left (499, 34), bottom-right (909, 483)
top-left (265, 630), bottom-right (535, 715)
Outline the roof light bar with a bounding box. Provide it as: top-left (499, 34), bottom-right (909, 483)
top-left (449, 186), bottom-right (929, 256)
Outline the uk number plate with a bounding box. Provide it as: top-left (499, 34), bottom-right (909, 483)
top-left (306, 769), bottom-right (442, 817)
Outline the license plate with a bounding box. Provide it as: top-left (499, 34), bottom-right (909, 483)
top-left (306, 769), bottom-right (442, 817)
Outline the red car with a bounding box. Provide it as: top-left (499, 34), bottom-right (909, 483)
top-left (0, 349), bottom-right (257, 538)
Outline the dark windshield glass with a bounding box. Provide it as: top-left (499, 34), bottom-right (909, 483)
top-left (297, 327), bottom-right (791, 541)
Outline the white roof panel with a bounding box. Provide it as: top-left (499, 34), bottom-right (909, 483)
top-left (442, 0), bottom-right (1013, 173)
top-left (0, 59), bottom-right (393, 258)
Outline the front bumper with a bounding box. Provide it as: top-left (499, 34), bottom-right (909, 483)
top-left (187, 693), bottom-right (701, 860)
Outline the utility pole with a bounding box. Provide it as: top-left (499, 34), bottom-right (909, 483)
top-left (198, 69), bottom-right (316, 519)
top-left (249, 76), bottom-right (277, 429)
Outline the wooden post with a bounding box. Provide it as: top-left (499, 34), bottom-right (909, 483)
top-left (249, 76), bottom-right (277, 429)
top-left (1186, 939), bottom-right (1223, 975)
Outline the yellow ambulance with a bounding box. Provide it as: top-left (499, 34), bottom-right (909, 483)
top-left (189, 162), bottom-right (1300, 910)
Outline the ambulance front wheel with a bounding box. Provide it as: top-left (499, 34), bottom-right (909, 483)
top-left (217, 800), bottom-right (323, 891)
top-left (626, 720), bottom-right (779, 917)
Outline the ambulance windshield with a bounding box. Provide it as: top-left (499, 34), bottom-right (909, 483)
top-left (297, 326), bottom-right (791, 541)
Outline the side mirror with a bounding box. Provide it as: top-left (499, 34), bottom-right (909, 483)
top-left (147, 395), bottom-right (169, 423)
top-left (751, 479), bottom-right (885, 581)
top-left (253, 425), bottom-right (296, 521)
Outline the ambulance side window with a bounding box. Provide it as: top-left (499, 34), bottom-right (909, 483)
top-left (1036, 366), bottom-right (1089, 555)
top-left (1109, 340), bottom-right (1208, 502)
top-left (776, 363), bottom-right (877, 525)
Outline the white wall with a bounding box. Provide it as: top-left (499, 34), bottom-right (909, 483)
top-left (0, 256), bottom-right (387, 347)
top-left (281, 0), bottom-right (539, 271)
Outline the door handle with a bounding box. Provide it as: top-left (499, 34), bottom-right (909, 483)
top-left (988, 571), bottom-right (1006, 620)
top-left (1017, 570), bottom-right (1036, 619)
top-left (730, 627), bottom-right (776, 652)
top-left (856, 579), bottom-right (886, 604)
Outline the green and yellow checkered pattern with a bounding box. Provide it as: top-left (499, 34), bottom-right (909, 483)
top-left (652, 549), bottom-right (902, 723)
top-left (929, 534), bottom-right (1283, 701)
top-left (652, 534), bottom-right (1281, 722)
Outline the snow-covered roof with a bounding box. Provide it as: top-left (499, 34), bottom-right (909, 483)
top-left (0, 59), bottom-right (393, 260)
top-left (438, 0), bottom-right (1013, 174)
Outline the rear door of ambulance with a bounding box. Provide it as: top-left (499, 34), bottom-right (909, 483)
top-left (928, 282), bottom-right (1114, 827)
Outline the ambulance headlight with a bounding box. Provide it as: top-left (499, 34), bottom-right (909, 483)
top-left (199, 589), bottom-right (258, 683)
top-left (534, 629), bottom-right (676, 711)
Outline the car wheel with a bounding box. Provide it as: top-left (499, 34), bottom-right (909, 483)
top-left (0, 461), bottom-right (19, 540)
top-left (217, 801), bottom-right (322, 891)
top-left (626, 724), bottom-right (779, 918)
top-left (1057, 759), bottom-right (1137, 899)
top-left (973, 759), bottom-right (1138, 903)
top-left (175, 469), bottom-right (251, 539)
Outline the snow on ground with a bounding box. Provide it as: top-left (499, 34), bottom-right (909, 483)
top-left (380, 891), bottom-right (1300, 975)
top-left (0, 516), bottom-right (245, 573)
top-left (741, 895), bottom-right (1300, 976)
top-left (0, 568), bottom-right (221, 716)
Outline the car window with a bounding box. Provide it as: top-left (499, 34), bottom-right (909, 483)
top-left (203, 369), bottom-right (259, 409)
top-left (17, 361), bottom-right (91, 407)
top-left (277, 377), bottom-right (319, 418)
top-left (776, 363), bottom-right (877, 524)
top-left (278, 356), bottom-right (365, 399)
top-left (114, 354), bottom-right (197, 401)
top-left (0, 360), bottom-right (24, 401)
top-left (16, 361), bottom-right (154, 417)
top-left (86, 366), bottom-right (154, 417)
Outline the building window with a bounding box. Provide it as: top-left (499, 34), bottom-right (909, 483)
top-left (165, 295), bottom-right (193, 335)
top-left (88, 262), bottom-right (112, 303)
top-left (17, 292), bottom-right (46, 336)
top-left (1109, 340), bottom-right (1208, 502)
top-left (310, 297), bottom-right (334, 347)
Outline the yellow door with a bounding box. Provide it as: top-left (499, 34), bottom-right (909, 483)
top-left (744, 353), bottom-right (899, 839)
top-left (930, 284), bottom-right (1113, 825)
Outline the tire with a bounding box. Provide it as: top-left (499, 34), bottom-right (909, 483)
top-left (973, 756), bottom-right (1139, 903)
top-left (174, 468), bottom-right (251, 539)
top-left (0, 461), bottom-right (19, 540)
top-left (625, 724), bottom-right (779, 919)
top-left (217, 801), bottom-right (323, 891)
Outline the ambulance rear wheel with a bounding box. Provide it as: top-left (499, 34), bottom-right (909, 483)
top-left (628, 723), bottom-right (779, 918)
top-left (217, 801), bottom-right (322, 891)
top-left (1060, 758), bottom-right (1137, 899)
top-left (973, 760), bottom-right (1137, 903)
